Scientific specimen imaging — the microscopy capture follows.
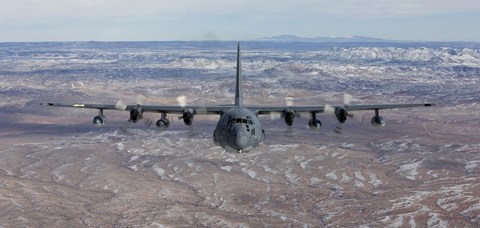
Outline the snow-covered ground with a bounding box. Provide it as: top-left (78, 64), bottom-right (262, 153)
top-left (0, 41), bottom-right (479, 227)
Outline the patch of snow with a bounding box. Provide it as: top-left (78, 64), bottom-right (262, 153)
top-left (310, 177), bottom-right (322, 185)
top-left (340, 171), bottom-right (352, 183)
top-left (153, 165), bottom-right (166, 178)
top-left (354, 171), bottom-right (366, 181)
top-left (269, 144), bottom-right (299, 152)
top-left (463, 202), bottom-right (480, 213)
top-left (242, 167), bottom-right (257, 179)
top-left (426, 170), bottom-right (439, 178)
top-left (408, 215), bottom-right (416, 228)
top-left (300, 161), bottom-right (308, 169)
top-left (427, 213), bottom-right (448, 227)
top-left (128, 155), bottom-right (139, 162)
top-left (116, 143), bottom-right (125, 151)
top-left (326, 172), bottom-right (338, 180)
top-left (367, 171), bottom-right (382, 187)
top-left (128, 164), bottom-right (139, 172)
top-left (285, 167), bottom-right (301, 184)
top-left (398, 160), bottom-right (423, 180)
top-left (390, 216), bottom-right (404, 227)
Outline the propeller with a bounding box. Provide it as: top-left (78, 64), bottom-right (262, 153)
top-left (344, 93), bottom-right (352, 106)
top-left (114, 99), bottom-right (131, 132)
top-left (136, 94), bottom-right (146, 106)
top-left (177, 95), bottom-right (187, 108)
top-left (324, 104), bottom-right (335, 114)
top-left (285, 97), bottom-right (294, 107)
top-left (116, 94), bottom-right (155, 132)
top-left (115, 99), bottom-right (127, 110)
top-left (177, 95), bottom-right (189, 121)
top-left (325, 93), bottom-right (358, 134)
top-left (343, 93), bottom-right (359, 120)
top-left (115, 94), bottom-right (147, 111)
top-left (270, 97), bottom-right (295, 120)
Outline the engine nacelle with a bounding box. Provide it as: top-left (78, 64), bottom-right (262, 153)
top-left (283, 110), bottom-right (295, 126)
top-left (156, 118), bottom-right (170, 130)
top-left (335, 107), bottom-right (348, 123)
top-left (371, 115), bottom-right (386, 127)
top-left (130, 108), bottom-right (143, 123)
top-left (182, 110), bottom-right (194, 125)
top-left (93, 115), bottom-right (107, 126)
top-left (308, 118), bottom-right (322, 131)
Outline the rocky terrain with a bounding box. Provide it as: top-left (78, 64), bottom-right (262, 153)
top-left (0, 41), bottom-right (479, 227)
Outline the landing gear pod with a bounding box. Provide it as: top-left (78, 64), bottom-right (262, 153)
top-left (156, 118), bottom-right (170, 129)
top-left (156, 113), bottom-right (170, 130)
top-left (308, 112), bottom-right (322, 131)
top-left (371, 109), bottom-right (386, 127)
top-left (93, 115), bottom-right (107, 126)
top-left (371, 115), bottom-right (385, 127)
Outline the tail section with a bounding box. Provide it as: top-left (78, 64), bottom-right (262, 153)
top-left (235, 42), bottom-right (243, 106)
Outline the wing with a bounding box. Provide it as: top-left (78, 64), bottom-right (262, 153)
top-left (345, 103), bottom-right (435, 111)
top-left (248, 103), bottom-right (435, 115)
top-left (42, 102), bottom-right (434, 114)
top-left (40, 102), bottom-right (233, 114)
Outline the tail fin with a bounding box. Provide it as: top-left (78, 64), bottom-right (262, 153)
top-left (235, 42), bottom-right (243, 106)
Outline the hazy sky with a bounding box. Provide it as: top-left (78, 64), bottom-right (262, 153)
top-left (1, 0), bottom-right (479, 42)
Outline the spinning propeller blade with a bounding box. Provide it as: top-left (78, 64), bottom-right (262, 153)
top-left (177, 95), bottom-right (187, 107)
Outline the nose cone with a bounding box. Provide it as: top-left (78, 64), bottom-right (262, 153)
top-left (228, 125), bottom-right (251, 152)
top-left (235, 134), bottom-right (249, 150)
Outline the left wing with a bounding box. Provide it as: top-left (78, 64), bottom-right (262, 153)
top-left (249, 103), bottom-right (435, 115)
top-left (247, 102), bottom-right (435, 128)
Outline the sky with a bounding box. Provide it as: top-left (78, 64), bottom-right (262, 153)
top-left (1, 0), bottom-right (480, 42)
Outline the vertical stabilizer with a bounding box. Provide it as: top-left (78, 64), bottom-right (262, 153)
top-left (235, 42), bottom-right (243, 106)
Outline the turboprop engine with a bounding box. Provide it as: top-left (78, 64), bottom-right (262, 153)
top-left (129, 107), bottom-right (143, 123)
top-left (283, 109), bottom-right (295, 126)
top-left (334, 107), bottom-right (348, 123)
top-left (181, 110), bottom-right (194, 125)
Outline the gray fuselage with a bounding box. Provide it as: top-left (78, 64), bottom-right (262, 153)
top-left (213, 107), bottom-right (265, 153)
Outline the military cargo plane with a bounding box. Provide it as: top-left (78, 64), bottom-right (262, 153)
top-left (42, 44), bottom-right (435, 153)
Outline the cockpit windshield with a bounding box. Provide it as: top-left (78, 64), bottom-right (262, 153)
top-left (229, 117), bottom-right (254, 125)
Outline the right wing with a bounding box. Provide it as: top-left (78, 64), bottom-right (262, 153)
top-left (41, 102), bottom-right (234, 115)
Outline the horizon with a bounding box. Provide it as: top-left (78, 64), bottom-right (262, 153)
top-left (1, 1), bottom-right (480, 43)
top-left (0, 34), bottom-right (479, 44)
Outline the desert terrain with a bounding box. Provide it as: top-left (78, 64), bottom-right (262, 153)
top-left (0, 41), bottom-right (479, 227)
